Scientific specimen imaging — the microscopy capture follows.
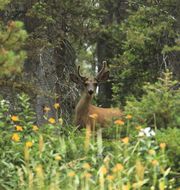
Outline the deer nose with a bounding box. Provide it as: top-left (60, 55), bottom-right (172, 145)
top-left (88, 89), bottom-right (94, 95)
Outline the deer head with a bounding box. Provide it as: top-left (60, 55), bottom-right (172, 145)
top-left (70, 61), bottom-right (109, 96)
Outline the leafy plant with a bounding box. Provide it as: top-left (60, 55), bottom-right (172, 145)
top-left (0, 93), bottom-right (179, 189)
top-left (125, 71), bottom-right (180, 129)
top-left (156, 127), bottom-right (180, 172)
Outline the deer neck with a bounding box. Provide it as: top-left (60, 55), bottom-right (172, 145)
top-left (76, 92), bottom-right (93, 113)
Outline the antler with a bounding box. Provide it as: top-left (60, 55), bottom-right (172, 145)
top-left (96, 61), bottom-right (108, 81)
top-left (77, 66), bottom-right (87, 81)
top-left (97, 61), bottom-right (106, 77)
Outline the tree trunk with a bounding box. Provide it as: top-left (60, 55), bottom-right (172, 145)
top-left (0, 1), bottom-right (77, 125)
top-left (97, 0), bottom-right (127, 107)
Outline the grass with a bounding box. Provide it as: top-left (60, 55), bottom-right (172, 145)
top-left (0, 94), bottom-right (179, 190)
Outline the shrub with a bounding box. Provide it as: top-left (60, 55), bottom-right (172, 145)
top-left (156, 127), bottom-right (180, 173)
top-left (125, 71), bottom-right (180, 130)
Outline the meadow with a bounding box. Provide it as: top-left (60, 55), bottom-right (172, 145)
top-left (0, 72), bottom-right (179, 190)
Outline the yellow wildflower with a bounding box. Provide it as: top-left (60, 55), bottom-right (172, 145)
top-left (58, 118), bottom-right (63, 125)
top-left (39, 135), bottom-right (44, 153)
top-left (136, 125), bottom-right (142, 130)
top-left (135, 160), bottom-right (145, 181)
top-left (15, 125), bottom-right (23, 131)
top-left (83, 163), bottom-right (91, 170)
top-left (11, 115), bottom-right (19, 121)
top-left (12, 133), bottom-right (20, 142)
top-left (122, 137), bottom-right (129, 144)
top-left (160, 143), bottom-right (166, 149)
top-left (100, 166), bottom-right (107, 175)
top-left (48, 117), bottom-right (56, 124)
top-left (159, 180), bottom-right (165, 190)
top-left (132, 181), bottom-right (144, 189)
top-left (55, 155), bottom-right (62, 161)
top-left (84, 172), bottom-right (92, 179)
top-left (122, 184), bottom-right (130, 190)
top-left (26, 141), bottom-right (33, 148)
top-left (151, 160), bottom-right (159, 166)
top-left (106, 175), bottom-right (114, 181)
top-left (32, 125), bottom-right (38, 131)
top-left (68, 171), bottom-right (75, 177)
top-left (113, 163), bottom-right (123, 173)
top-left (24, 144), bottom-right (29, 162)
top-left (148, 149), bottom-right (156, 155)
top-left (35, 164), bottom-right (43, 176)
top-left (126, 114), bottom-right (132, 119)
top-left (84, 125), bottom-right (91, 152)
top-left (89, 113), bottom-right (98, 120)
top-left (116, 163), bottom-right (124, 171)
top-left (54, 103), bottom-right (60, 109)
top-left (103, 155), bottom-right (110, 164)
top-left (44, 106), bottom-right (50, 112)
top-left (114, 119), bottom-right (125, 125)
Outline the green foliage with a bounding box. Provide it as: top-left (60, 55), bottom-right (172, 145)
top-left (0, 94), bottom-right (35, 189)
top-left (156, 127), bottom-right (180, 171)
top-left (125, 71), bottom-right (180, 129)
top-left (0, 11), bottom-right (28, 76)
top-left (0, 93), bottom-right (179, 189)
top-left (112, 1), bottom-right (179, 104)
top-left (27, 2), bottom-right (55, 24)
top-left (0, 0), bottom-right (10, 10)
top-left (0, 1), bottom-right (179, 189)
top-left (26, 0), bottom-right (98, 42)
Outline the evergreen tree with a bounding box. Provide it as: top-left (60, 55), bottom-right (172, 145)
top-left (0, 0), bottom-right (27, 76)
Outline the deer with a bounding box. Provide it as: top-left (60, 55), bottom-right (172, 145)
top-left (70, 62), bottom-right (123, 129)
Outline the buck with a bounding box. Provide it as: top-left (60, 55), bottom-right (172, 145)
top-left (70, 62), bottom-right (123, 128)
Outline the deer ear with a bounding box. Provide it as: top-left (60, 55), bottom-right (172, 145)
top-left (70, 74), bottom-right (80, 84)
top-left (96, 70), bottom-right (109, 82)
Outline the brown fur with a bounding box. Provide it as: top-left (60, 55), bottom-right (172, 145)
top-left (75, 92), bottom-right (123, 128)
top-left (71, 61), bottom-right (123, 128)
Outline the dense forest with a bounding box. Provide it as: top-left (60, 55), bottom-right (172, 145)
top-left (0, 0), bottom-right (179, 189)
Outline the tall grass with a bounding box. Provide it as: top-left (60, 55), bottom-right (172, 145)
top-left (0, 90), bottom-right (179, 189)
